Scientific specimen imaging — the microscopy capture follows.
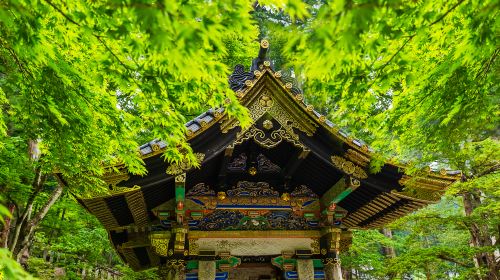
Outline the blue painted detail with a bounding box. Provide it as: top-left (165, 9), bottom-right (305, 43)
top-left (315, 271), bottom-right (326, 278)
top-left (290, 185), bottom-right (319, 198)
top-left (307, 221), bottom-right (319, 227)
top-left (284, 271), bottom-right (326, 279)
top-left (302, 200), bottom-right (316, 207)
top-left (191, 210), bottom-right (244, 230)
top-left (285, 271), bottom-right (298, 279)
top-left (188, 220), bottom-right (199, 227)
top-left (160, 220), bottom-right (172, 228)
top-left (216, 272), bottom-right (229, 280)
top-left (184, 272), bottom-right (228, 280)
top-left (190, 210), bottom-right (318, 230)
top-left (267, 211), bottom-right (318, 230)
top-left (217, 205), bottom-right (291, 209)
top-left (226, 181), bottom-right (279, 197)
top-left (189, 198), bottom-right (205, 206)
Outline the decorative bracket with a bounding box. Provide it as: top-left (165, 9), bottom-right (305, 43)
top-left (175, 173), bottom-right (186, 224)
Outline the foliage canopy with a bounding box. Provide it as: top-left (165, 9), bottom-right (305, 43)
top-left (0, 0), bottom-right (498, 279)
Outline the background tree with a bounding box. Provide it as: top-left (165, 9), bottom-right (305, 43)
top-left (0, 0), bottom-right (498, 279)
top-left (0, 0), bottom-right (261, 264)
top-left (272, 1), bottom-right (498, 278)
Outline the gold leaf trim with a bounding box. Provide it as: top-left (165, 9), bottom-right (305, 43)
top-left (391, 188), bottom-right (441, 203)
top-left (149, 232), bottom-right (171, 257)
top-left (331, 156), bottom-right (368, 179)
top-left (166, 153), bottom-right (205, 175)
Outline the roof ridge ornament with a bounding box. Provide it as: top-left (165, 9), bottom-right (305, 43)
top-left (251, 39), bottom-right (273, 72)
top-left (228, 40), bottom-right (303, 95)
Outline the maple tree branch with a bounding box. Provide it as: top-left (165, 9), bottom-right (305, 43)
top-left (437, 254), bottom-right (474, 268)
top-left (370, 0), bottom-right (468, 89)
top-left (43, 0), bottom-right (135, 72)
top-left (429, 0), bottom-right (467, 26)
top-left (44, 0), bottom-right (79, 26)
top-left (475, 47), bottom-right (499, 80)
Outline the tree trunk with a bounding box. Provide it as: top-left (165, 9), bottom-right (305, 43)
top-left (14, 175), bottom-right (65, 262)
top-left (8, 139), bottom-right (44, 252)
top-left (380, 228), bottom-right (397, 279)
top-left (1, 203), bottom-right (15, 248)
top-left (463, 191), bottom-right (499, 280)
top-left (380, 228), bottom-right (396, 258)
top-left (343, 268), bottom-right (352, 280)
top-left (8, 167), bottom-right (46, 252)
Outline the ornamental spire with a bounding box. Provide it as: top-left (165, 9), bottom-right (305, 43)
top-left (228, 40), bottom-right (303, 95)
top-left (250, 39), bottom-right (273, 72)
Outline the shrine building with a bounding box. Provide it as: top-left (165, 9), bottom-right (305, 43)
top-left (78, 41), bottom-right (460, 280)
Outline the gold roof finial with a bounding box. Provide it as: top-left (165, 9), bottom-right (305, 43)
top-left (260, 39), bottom-right (269, 48)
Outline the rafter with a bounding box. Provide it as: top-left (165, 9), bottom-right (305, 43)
top-left (280, 149), bottom-right (310, 190)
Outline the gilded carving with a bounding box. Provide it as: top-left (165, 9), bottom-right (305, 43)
top-left (186, 183), bottom-right (215, 196)
top-left (349, 177), bottom-right (361, 188)
top-left (166, 153), bottom-right (205, 175)
top-left (268, 102), bottom-right (315, 137)
top-left (257, 153), bottom-right (280, 172)
top-left (398, 175), bottom-right (451, 191)
top-left (263, 119), bottom-right (273, 130)
top-left (323, 257), bottom-right (340, 266)
top-left (172, 227), bottom-right (187, 254)
top-left (339, 231), bottom-right (353, 252)
top-left (217, 191), bottom-right (227, 200)
top-left (187, 183), bottom-right (319, 213)
top-left (107, 185), bottom-right (140, 196)
top-left (103, 172), bottom-right (130, 187)
top-left (281, 192), bottom-right (291, 201)
top-left (259, 95), bottom-right (273, 107)
top-left (391, 188), bottom-right (441, 203)
top-left (149, 232), bottom-right (171, 257)
top-left (310, 239), bottom-right (320, 255)
top-left (222, 71), bottom-right (318, 137)
top-left (290, 185), bottom-right (318, 198)
top-left (175, 173), bottom-right (186, 183)
top-left (230, 125), bottom-right (309, 152)
top-left (227, 153), bottom-right (247, 171)
top-left (101, 164), bottom-right (130, 187)
top-left (345, 149), bottom-right (370, 167)
top-left (188, 239), bottom-right (199, 255)
top-left (227, 181), bottom-right (279, 197)
top-left (331, 156), bottom-right (368, 179)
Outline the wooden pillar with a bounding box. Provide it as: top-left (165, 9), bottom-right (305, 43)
top-left (158, 260), bottom-right (185, 280)
top-left (198, 261), bottom-right (216, 280)
top-left (321, 227), bottom-right (352, 280)
top-left (324, 258), bottom-right (342, 280)
top-left (297, 259), bottom-right (314, 280)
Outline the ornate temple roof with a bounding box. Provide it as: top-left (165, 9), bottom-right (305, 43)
top-left (77, 40), bottom-right (461, 271)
